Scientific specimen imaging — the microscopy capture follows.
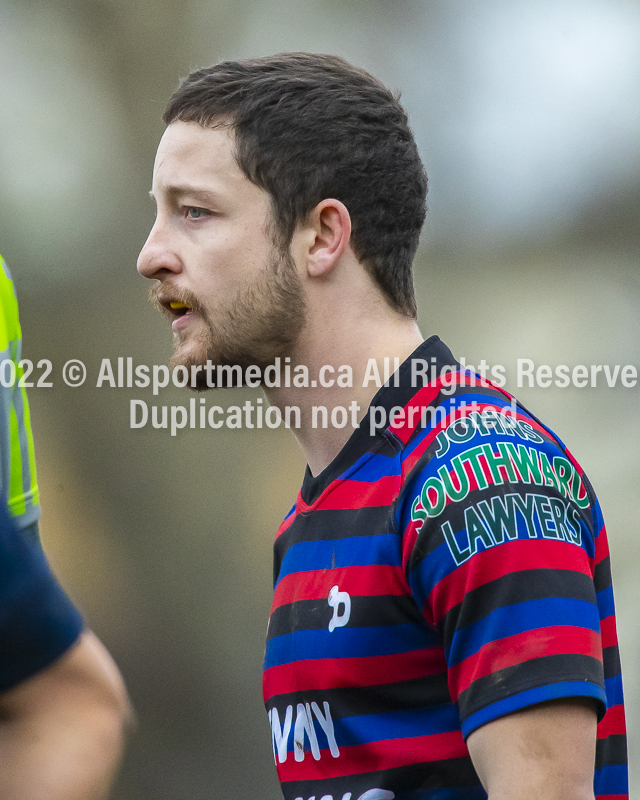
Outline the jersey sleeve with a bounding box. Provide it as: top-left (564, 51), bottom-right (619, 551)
top-left (0, 501), bottom-right (83, 692)
top-left (397, 407), bottom-right (607, 739)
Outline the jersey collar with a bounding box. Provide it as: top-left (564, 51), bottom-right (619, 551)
top-left (300, 335), bottom-right (459, 505)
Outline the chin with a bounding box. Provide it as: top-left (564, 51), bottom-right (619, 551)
top-left (170, 339), bottom-right (208, 371)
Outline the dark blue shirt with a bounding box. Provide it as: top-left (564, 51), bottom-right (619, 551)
top-left (0, 502), bottom-right (83, 691)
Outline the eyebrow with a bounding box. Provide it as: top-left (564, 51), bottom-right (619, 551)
top-left (148, 185), bottom-right (222, 204)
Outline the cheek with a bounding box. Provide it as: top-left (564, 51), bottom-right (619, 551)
top-left (188, 225), bottom-right (272, 300)
top-left (191, 263), bottom-right (238, 311)
top-left (222, 241), bottom-right (272, 282)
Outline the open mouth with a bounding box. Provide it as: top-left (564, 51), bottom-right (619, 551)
top-left (168, 300), bottom-right (191, 318)
top-left (156, 297), bottom-right (195, 321)
top-left (152, 287), bottom-right (198, 327)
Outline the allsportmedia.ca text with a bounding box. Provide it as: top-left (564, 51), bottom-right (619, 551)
top-left (1, 356), bottom-right (637, 394)
top-left (96, 356), bottom-right (639, 396)
top-left (99, 356), bottom-right (408, 395)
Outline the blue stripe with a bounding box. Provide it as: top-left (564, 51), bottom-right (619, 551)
top-left (334, 703), bottom-right (461, 747)
top-left (579, 519), bottom-right (596, 559)
top-left (345, 451), bottom-right (402, 481)
top-left (604, 673), bottom-right (624, 705)
top-left (407, 539), bottom-right (460, 611)
top-left (596, 584), bottom-right (615, 619)
top-left (447, 597), bottom-right (601, 667)
top-left (279, 702), bottom-right (462, 756)
top-left (276, 534), bottom-right (401, 584)
top-left (461, 681), bottom-right (606, 738)
top-left (335, 451), bottom-right (377, 484)
top-left (594, 763), bottom-right (628, 795)
top-left (264, 622), bottom-right (431, 669)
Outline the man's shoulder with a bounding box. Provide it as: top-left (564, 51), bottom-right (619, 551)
top-left (392, 360), bottom-right (587, 495)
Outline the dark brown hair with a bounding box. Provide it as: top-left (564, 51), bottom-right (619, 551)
top-left (164, 53), bottom-right (427, 317)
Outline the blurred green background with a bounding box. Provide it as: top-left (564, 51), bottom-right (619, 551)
top-left (1, 0), bottom-right (638, 797)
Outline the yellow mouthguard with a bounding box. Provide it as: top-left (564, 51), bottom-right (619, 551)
top-left (169, 301), bottom-right (189, 309)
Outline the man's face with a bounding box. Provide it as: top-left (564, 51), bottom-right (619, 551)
top-left (137, 120), bottom-right (305, 384)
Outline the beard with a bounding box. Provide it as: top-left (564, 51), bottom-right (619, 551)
top-left (151, 248), bottom-right (306, 389)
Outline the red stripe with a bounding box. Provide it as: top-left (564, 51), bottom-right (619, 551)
top-left (310, 475), bottom-right (402, 511)
top-left (272, 565), bottom-right (410, 608)
top-left (427, 540), bottom-right (592, 625)
top-left (448, 626), bottom-right (602, 698)
top-left (600, 615), bottom-right (619, 649)
top-left (400, 425), bottom-right (442, 477)
top-left (276, 730), bottom-right (467, 782)
top-left (595, 796), bottom-right (627, 800)
top-left (597, 704), bottom-right (627, 738)
top-left (390, 382), bottom-right (452, 444)
top-left (389, 374), bottom-right (512, 445)
top-left (263, 648), bottom-right (446, 700)
top-left (436, 458), bottom-right (490, 498)
top-left (595, 525), bottom-right (611, 564)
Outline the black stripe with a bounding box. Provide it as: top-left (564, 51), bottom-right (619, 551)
top-left (268, 593), bottom-right (424, 640)
top-left (602, 645), bottom-right (622, 680)
top-left (594, 554), bottom-right (613, 593)
top-left (458, 653), bottom-right (605, 720)
top-left (595, 733), bottom-right (628, 770)
top-left (267, 673), bottom-right (451, 719)
top-left (281, 755), bottom-right (481, 800)
top-left (278, 505), bottom-right (393, 544)
top-left (439, 569), bottom-right (597, 649)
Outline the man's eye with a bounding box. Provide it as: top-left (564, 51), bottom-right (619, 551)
top-left (186, 207), bottom-right (208, 219)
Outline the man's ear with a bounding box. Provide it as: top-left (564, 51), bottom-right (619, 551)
top-left (305, 199), bottom-right (352, 278)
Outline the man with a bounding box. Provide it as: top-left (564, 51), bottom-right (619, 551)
top-left (0, 254), bottom-right (130, 799)
top-left (137, 53), bottom-right (627, 800)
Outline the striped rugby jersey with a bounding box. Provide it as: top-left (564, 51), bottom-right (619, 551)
top-left (263, 336), bottom-right (627, 800)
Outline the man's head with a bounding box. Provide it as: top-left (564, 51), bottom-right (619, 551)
top-left (162, 52), bottom-right (427, 318)
top-left (137, 53), bottom-right (427, 383)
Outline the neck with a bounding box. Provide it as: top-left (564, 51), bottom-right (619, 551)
top-left (264, 297), bottom-right (423, 476)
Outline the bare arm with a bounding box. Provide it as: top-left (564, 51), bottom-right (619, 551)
top-left (0, 630), bottom-right (132, 800)
top-left (467, 698), bottom-right (597, 800)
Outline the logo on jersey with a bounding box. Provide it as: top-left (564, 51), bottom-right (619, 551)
top-left (328, 585), bottom-right (351, 632)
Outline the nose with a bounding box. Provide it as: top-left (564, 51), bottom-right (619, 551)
top-left (137, 220), bottom-right (182, 280)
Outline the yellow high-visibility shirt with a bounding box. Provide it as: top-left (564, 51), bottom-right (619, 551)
top-left (0, 255), bottom-right (40, 529)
